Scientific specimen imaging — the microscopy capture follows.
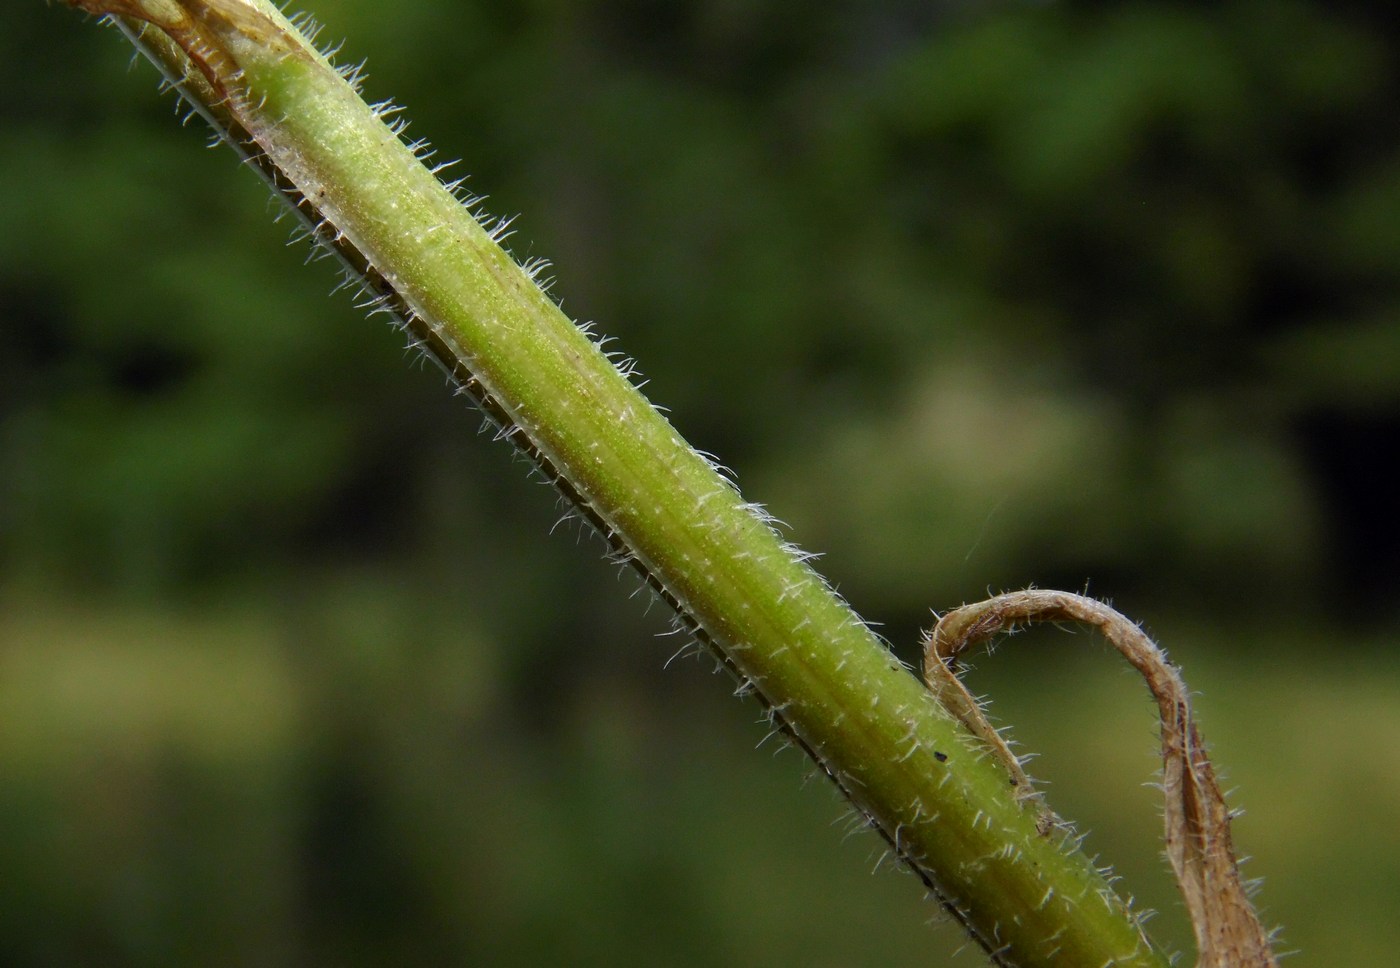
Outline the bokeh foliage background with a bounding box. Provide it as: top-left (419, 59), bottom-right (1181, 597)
top-left (4, 0), bottom-right (1400, 963)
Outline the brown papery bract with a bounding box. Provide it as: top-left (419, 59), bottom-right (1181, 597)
top-left (923, 590), bottom-right (1278, 968)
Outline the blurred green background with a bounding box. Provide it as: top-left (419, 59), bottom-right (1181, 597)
top-left (4, 0), bottom-right (1399, 964)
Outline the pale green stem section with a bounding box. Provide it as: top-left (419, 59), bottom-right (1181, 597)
top-left (72, 3), bottom-right (1171, 965)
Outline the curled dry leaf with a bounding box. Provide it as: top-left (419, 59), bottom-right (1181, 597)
top-left (923, 590), bottom-right (1277, 968)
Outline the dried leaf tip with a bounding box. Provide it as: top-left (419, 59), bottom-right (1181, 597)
top-left (922, 590), bottom-right (1278, 968)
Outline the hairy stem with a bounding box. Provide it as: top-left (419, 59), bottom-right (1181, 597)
top-left (61, 2), bottom-right (1172, 964)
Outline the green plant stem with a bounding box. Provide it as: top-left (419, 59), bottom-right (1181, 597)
top-left (65, 2), bottom-right (1170, 964)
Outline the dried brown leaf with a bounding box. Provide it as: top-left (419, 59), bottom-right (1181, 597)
top-left (924, 590), bottom-right (1277, 968)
